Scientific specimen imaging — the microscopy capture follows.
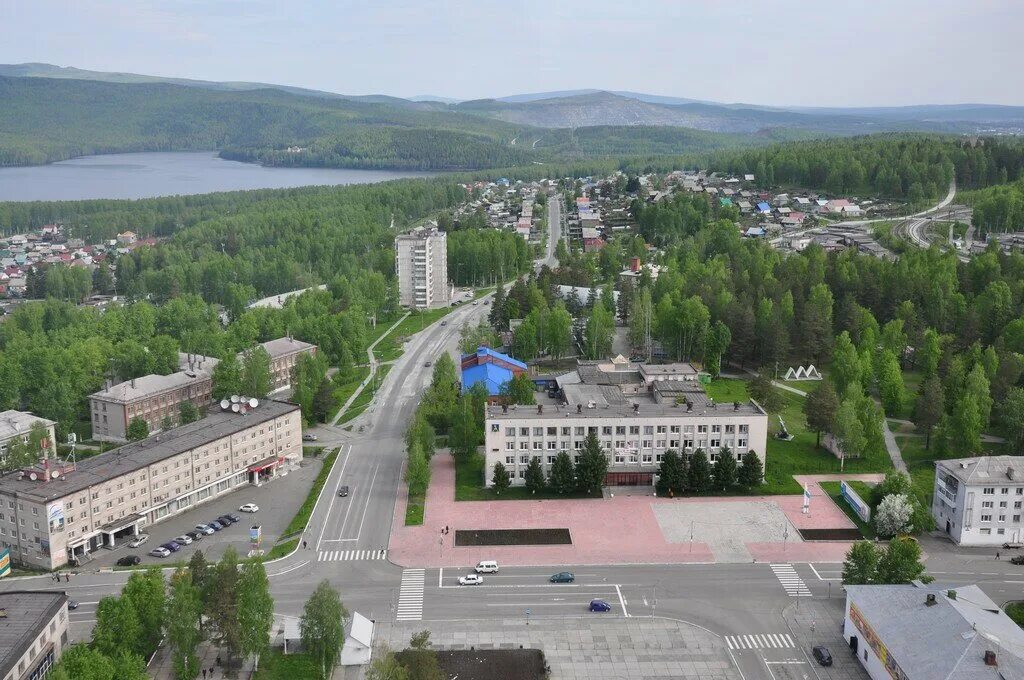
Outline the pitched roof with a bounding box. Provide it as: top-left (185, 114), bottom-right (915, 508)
top-left (468, 347), bottom-right (528, 371)
top-left (0, 591), bottom-right (68, 678)
top-left (462, 363), bottom-right (513, 396)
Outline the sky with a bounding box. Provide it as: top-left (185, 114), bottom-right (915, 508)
top-left (3, 0), bottom-right (1023, 107)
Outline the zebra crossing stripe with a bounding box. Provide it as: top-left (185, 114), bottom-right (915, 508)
top-left (397, 569), bottom-right (425, 621)
top-left (316, 549), bottom-right (388, 561)
top-left (769, 564), bottom-right (812, 597)
top-left (725, 634), bottom-right (796, 650)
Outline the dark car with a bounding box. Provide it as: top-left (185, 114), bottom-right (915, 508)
top-left (67, 600), bottom-right (79, 610)
top-left (223, 513), bottom-right (240, 523)
top-left (812, 646), bottom-right (833, 667)
top-left (208, 521), bottom-right (224, 531)
top-left (186, 530), bottom-right (203, 541)
top-left (1010, 555), bottom-right (1024, 565)
top-left (550, 572), bottom-right (575, 583)
top-left (218, 515), bottom-right (237, 525)
top-left (162, 541), bottom-right (182, 553)
top-left (116, 555), bottom-right (141, 567)
top-left (589, 599), bottom-right (611, 612)
top-left (338, 486), bottom-right (350, 497)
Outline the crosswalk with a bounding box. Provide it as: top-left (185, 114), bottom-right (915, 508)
top-left (770, 563), bottom-right (811, 597)
top-left (725, 633), bottom-right (796, 650)
top-left (397, 569), bottom-right (425, 621)
top-left (317, 549), bottom-right (387, 562)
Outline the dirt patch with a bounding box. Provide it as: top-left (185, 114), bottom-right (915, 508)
top-left (798, 528), bottom-right (864, 541)
top-left (455, 528), bottom-right (572, 546)
top-left (437, 649), bottom-right (547, 680)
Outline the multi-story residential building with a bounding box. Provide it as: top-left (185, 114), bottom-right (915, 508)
top-left (0, 399), bottom-right (301, 570)
top-left (260, 337), bottom-right (317, 393)
top-left (395, 227), bottom-right (449, 310)
top-left (89, 369), bottom-right (214, 443)
top-left (0, 412), bottom-right (56, 461)
top-left (0, 590), bottom-right (70, 680)
top-left (484, 359), bottom-right (768, 487)
top-left (932, 455), bottom-right (1024, 546)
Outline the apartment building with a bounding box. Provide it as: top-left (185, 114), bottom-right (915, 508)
top-left (0, 591), bottom-right (69, 680)
top-left (89, 369), bottom-right (214, 443)
top-left (260, 337), bottom-right (317, 393)
top-left (0, 412), bottom-right (56, 460)
top-left (0, 399), bottom-right (301, 570)
top-left (932, 455), bottom-right (1024, 546)
top-left (395, 227), bottom-right (449, 310)
top-left (484, 360), bottom-right (768, 487)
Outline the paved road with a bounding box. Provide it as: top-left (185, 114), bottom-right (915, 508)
top-left (537, 193), bottom-right (561, 271)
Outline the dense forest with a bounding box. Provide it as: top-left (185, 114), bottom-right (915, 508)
top-left (965, 178), bottom-right (1024, 234)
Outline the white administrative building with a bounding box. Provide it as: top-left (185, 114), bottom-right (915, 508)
top-left (932, 455), bottom-right (1024, 546)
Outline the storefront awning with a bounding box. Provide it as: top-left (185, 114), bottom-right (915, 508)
top-left (248, 456), bottom-right (283, 473)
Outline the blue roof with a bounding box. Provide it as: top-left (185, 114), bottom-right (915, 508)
top-left (466, 346), bottom-right (528, 371)
top-left (745, 227), bottom-right (766, 237)
top-left (462, 363), bottom-right (513, 396)
top-left (756, 202), bottom-right (771, 212)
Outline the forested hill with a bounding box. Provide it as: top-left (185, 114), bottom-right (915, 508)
top-left (0, 76), bottom-right (536, 170)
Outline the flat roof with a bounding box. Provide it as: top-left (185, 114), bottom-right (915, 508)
top-left (487, 393), bottom-right (764, 420)
top-left (638, 363), bottom-right (698, 377)
top-left (0, 411), bottom-right (55, 441)
top-left (0, 400), bottom-right (300, 504)
top-left (937, 455), bottom-right (1024, 486)
top-left (0, 591), bottom-right (67, 678)
top-left (260, 337), bottom-right (316, 360)
top-left (90, 370), bottom-right (211, 404)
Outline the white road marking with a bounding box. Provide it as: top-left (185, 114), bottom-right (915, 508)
top-left (770, 564), bottom-right (812, 597)
top-left (726, 634), bottom-right (795, 650)
top-left (397, 569), bottom-right (425, 621)
top-left (337, 458), bottom-right (380, 542)
top-left (316, 549), bottom-right (387, 561)
top-left (615, 584), bottom-right (629, 617)
top-left (315, 445), bottom-right (351, 551)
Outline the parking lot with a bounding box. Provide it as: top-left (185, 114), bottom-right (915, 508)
top-left (82, 455), bottom-right (324, 568)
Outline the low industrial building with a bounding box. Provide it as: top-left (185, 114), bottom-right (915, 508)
top-left (0, 399), bottom-right (302, 570)
top-left (484, 359), bottom-right (768, 487)
top-left (932, 456), bottom-right (1024, 546)
top-left (843, 582), bottom-right (1024, 679)
top-left (0, 590), bottom-right (69, 680)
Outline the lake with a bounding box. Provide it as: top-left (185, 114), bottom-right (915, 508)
top-left (0, 152), bottom-right (438, 202)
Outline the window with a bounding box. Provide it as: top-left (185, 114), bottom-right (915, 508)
top-left (643, 426), bottom-right (654, 435)
top-left (1000, 501), bottom-right (1008, 508)
top-left (642, 454), bottom-right (653, 463)
top-left (999, 515), bottom-right (1006, 522)
top-left (520, 427), bottom-right (529, 436)
top-left (1015, 515), bottom-right (1021, 523)
top-left (981, 514), bottom-right (992, 522)
top-left (533, 442), bottom-right (543, 450)
top-left (739, 424), bottom-right (749, 434)
top-left (575, 427), bottom-right (584, 436)
top-left (614, 453), bottom-right (625, 464)
top-left (506, 442), bottom-right (515, 450)
top-left (642, 440), bottom-right (653, 449)
top-left (533, 427), bottom-right (543, 436)
top-left (711, 425), bottom-right (721, 434)
top-left (520, 456), bottom-right (529, 465)
top-left (738, 438), bottom-right (748, 448)
top-left (547, 441), bottom-right (557, 450)
top-left (629, 426), bottom-right (640, 435)
top-left (698, 425), bottom-right (707, 434)
top-left (561, 427), bottom-right (570, 436)
top-left (670, 426), bottom-right (680, 434)
top-left (519, 442), bottom-right (529, 450)
top-left (657, 425), bottom-right (667, 434)
top-left (1002, 488), bottom-right (1010, 495)
top-left (505, 427), bottom-right (515, 436)
top-left (547, 456), bottom-right (556, 464)
top-left (982, 501), bottom-right (994, 508)
top-left (983, 487), bottom-right (995, 495)
top-left (615, 426), bottom-right (626, 435)
top-left (602, 426), bottom-right (612, 435)
top-left (547, 427), bottom-right (557, 436)
top-left (998, 528), bottom-right (1006, 534)
top-left (725, 424), bottom-right (735, 434)
top-left (980, 528), bottom-right (992, 535)
top-left (1016, 502), bottom-right (1022, 509)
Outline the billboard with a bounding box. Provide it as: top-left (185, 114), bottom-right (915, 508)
top-left (250, 525), bottom-right (262, 548)
top-left (0, 547), bottom-right (10, 578)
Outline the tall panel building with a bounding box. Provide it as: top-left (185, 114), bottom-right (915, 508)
top-left (395, 227), bottom-right (449, 310)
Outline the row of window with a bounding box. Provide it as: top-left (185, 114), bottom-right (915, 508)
top-left (505, 438), bottom-right (747, 451)
top-left (980, 500), bottom-right (1022, 509)
top-left (979, 514), bottom-right (1022, 523)
top-left (981, 487), bottom-right (1024, 495)
top-left (503, 450), bottom-right (745, 468)
top-left (504, 424), bottom-right (749, 437)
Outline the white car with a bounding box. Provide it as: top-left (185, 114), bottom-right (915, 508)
top-left (149, 547), bottom-right (171, 558)
top-left (239, 503), bottom-right (259, 513)
top-left (195, 524), bottom-right (215, 535)
top-left (174, 535), bottom-right (193, 545)
top-left (128, 534), bottom-right (150, 548)
top-left (458, 574), bottom-right (484, 586)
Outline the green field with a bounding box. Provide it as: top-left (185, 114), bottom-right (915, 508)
top-left (405, 493), bottom-right (425, 525)
top-left (329, 366), bottom-right (371, 421)
top-left (253, 650), bottom-right (321, 680)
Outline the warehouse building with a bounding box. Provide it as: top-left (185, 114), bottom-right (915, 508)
top-left (0, 399), bottom-right (301, 570)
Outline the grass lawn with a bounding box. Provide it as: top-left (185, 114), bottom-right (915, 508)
top-left (373, 307), bottom-right (455, 361)
top-left (1007, 602), bottom-right (1024, 629)
top-left (705, 378), bottom-right (750, 403)
top-left (455, 452), bottom-right (600, 501)
top-left (781, 379), bottom-right (824, 395)
top-left (253, 650), bottom-right (321, 680)
top-left (302, 446), bottom-right (324, 458)
top-left (339, 365), bottom-right (392, 424)
top-left (819, 481), bottom-right (876, 539)
top-left (282, 448), bottom-right (338, 537)
top-left (263, 538), bottom-right (299, 561)
top-left (329, 366), bottom-right (370, 421)
top-left (898, 436), bottom-right (1006, 506)
top-left (405, 492), bottom-right (425, 525)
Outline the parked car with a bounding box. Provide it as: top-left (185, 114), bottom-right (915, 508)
top-left (1010, 555), bottom-right (1024, 565)
top-left (1003, 541), bottom-right (1024, 550)
top-left (174, 535), bottom-right (193, 545)
top-left (302, 434), bottom-right (318, 441)
top-left (424, 361), bottom-right (432, 367)
top-left (195, 524), bottom-right (215, 535)
top-left (186, 530), bottom-right (203, 541)
top-left (162, 542), bottom-right (182, 553)
top-left (239, 503), bottom-right (259, 513)
top-left (812, 646), bottom-right (833, 667)
top-left (219, 514), bottom-right (240, 525)
top-left (208, 520), bottom-right (224, 531)
top-left (128, 534), bottom-right (149, 548)
top-left (458, 574), bottom-right (484, 586)
top-left (588, 599), bottom-right (612, 612)
top-left (67, 600), bottom-right (79, 610)
top-left (149, 547), bottom-right (171, 558)
top-left (550, 572), bottom-right (575, 583)
top-left (338, 486), bottom-right (350, 497)
top-left (116, 555), bottom-right (141, 567)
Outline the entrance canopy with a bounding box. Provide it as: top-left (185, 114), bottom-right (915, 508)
top-left (99, 513), bottom-right (144, 534)
top-left (248, 456), bottom-right (282, 473)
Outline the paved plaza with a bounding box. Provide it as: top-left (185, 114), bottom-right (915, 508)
top-left (653, 499), bottom-right (798, 562)
top-left (370, 617), bottom-right (741, 680)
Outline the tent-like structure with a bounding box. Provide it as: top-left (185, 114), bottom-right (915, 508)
top-left (340, 612), bottom-right (374, 666)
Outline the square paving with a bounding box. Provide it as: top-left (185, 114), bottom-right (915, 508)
top-left (652, 500), bottom-right (799, 562)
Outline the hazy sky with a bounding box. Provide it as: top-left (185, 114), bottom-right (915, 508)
top-left (4, 0), bottom-right (1022, 107)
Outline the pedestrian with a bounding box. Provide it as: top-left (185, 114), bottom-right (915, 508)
top-left (64, 572), bottom-right (69, 582)
top-left (203, 670), bottom-right (207, 680)
top-left (216, 655), bottom-right (221, 666)
top-left (445, 525), bottom-right (449, 534)
top-left (303, 540), bottom-right (307, 549)
top-left (997, 551), bottom-right (1001, 560)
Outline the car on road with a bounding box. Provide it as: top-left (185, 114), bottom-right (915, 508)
top-left (162, 541), bottom-right (182, 553)
top-left (550, 572), bottom-right (575, 583)
top-left (588, 599), bottom-right (612, 612)
top-left (239, 503), bottom-right (259, 513)
top-left (174, 534), bottom-right (193, 545)
top-left (186, 530), bottom-right (203, 541)
top-left (117, 555), bottom-right (142, 567)
top-left (472, 301), bottom-right (478, 306)
top-left (423, 361), bottom-right (432, 367)
top-left (812, 646), bottom-right (833, 667)
top-left (302, 434), bottom-right (318, 441)
top-left (149, 547), bottom-right (171, 558)
top-left (458, 574), bottom-right (484, 586)
top-left (67, 600), bottom-right (79, 610)
top-left (195, 524), bottom-right (215, 535)
top-left (475, 560), bottom-right (499, 573)
top-left (1010, 555), bottom-right (1024, 565)
top-left (128, 534), bottom-right (149, 548)
top-left (1003, 541), bottom-right (1024, 550)
top-left (440, 321), bottom-right (447, 326)
top-left (338, 486), bottom-right (349, 497)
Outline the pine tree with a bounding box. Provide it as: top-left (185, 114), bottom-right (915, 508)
top-left (524, 456), bottom-right (546, 494)
top-left (713, 447), bottom-right (738, 491)
top-left (547, 451), bottom-right (576, 495)
top-left (738, 450), bottom-right (763, 488)
top-left (655, 449), bottom-right (687, 496)
top-left (803, 381), bottom-right (839, 447)
top-left (491, 462), bottom-right (510, 494)
top-left (687, 449), bottom-right (712, 493)
top-left (576, 432), bottom-right (609, 494)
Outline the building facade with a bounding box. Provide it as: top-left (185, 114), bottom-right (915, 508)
top-left (0, 591), bottom-right (69, 680)
top-left (483, 360), bottom-right (768, 487)
top-left (395, 227), bottom-right (449, 310)
top-left (89, 370), bottom-right (214, 443)
top-left (259, 337), bottom-right (317, 393)
top-left (0, 400), bottom-right (301, 570)
top-left (0, 412), bottom-right (56, 462)
top-left (932, 456), bottom-right (1024, 546)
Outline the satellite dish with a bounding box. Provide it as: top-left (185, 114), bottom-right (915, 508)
top-left (220, 399), bottom-right (230, 411)
top-left (28, 472), bottom-right (37, 481)
top-left (230, 395), bottom-right (240, 403)
top-left (231, 403), bottom-right (241, 413)
top-left (248, 398), bottom-right (258, 409)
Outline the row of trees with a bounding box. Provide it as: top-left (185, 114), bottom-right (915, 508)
top-left (656, 447), bottom-right (763, 496)
top-left (841, 537), bottom-right (928, 586)
top-left (491, 432), bottom-right (610, 497)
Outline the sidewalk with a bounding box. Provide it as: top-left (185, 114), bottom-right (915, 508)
top-left (149, 641), bottom-right (254, 680)
top-left (330, 312), bottom-right (409, 425)
top-left (784, 599), bottom-right (869, 679)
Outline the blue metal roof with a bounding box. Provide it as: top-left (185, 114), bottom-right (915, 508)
top-left (756, 202), bottom-right (771, 212)
top-left (462, 363), bottom-right (513, 396)
top-left (466, 346), bottom-right (528, 371)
